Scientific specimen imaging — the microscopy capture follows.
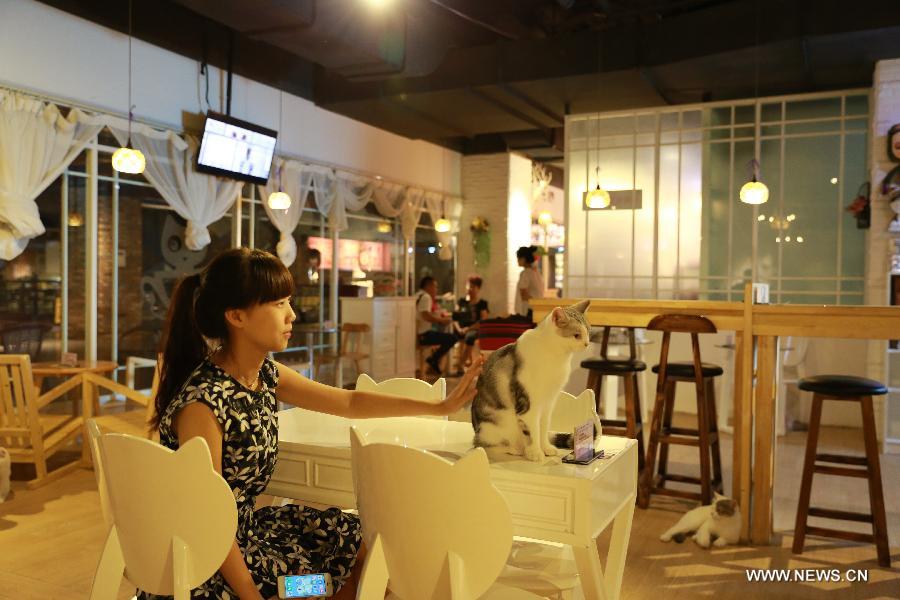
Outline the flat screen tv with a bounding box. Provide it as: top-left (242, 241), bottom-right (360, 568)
top-left (196, 111), bottom-right (277, 185)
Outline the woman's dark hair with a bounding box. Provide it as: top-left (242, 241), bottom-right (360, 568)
top-left (516, 245), bottom-right (538, 265)
top-left (467, 275), bottom-right (483, 289)
top-left (419, 276), bottom-right (436, 290)
top-left (151, 248), bottom-right (294, 428)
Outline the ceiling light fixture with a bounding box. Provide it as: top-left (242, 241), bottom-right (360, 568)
top-left (434, 196), bottom-right (451, 233)
top-left (584, 166), bottom-right (611, 209)
top-left (112, 0), bottom-right (145, 175)
top-left (740, 159), bottom-right (769, 205)
top-left (268, 92), bottom-right (291, 210)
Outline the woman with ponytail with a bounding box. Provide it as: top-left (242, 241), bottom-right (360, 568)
top-left (515, 245), bottom-right (545, 321)
top-left (142, 247), bottom-right (482, 600)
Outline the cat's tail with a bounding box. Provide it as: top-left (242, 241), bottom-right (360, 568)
top-left (550, 432), bottom-right (573, 449)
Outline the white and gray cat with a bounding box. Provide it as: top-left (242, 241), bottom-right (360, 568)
top-left (659, 493), bottom-right (741, 548)
top-left (471, 299), bottom-right (600, 462)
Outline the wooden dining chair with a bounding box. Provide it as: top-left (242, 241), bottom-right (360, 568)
top-left (314, 323), bottom-right (370, 385)
top-left (0, 354), bottom-right (85, 488)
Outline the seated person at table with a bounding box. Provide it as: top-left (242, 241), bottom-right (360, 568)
top-left (416, 276), bottom-right (457, 375)
top-left (454, 275), bottom-right (489, 368)
top-left (146, 248), bottom-right (482, 600)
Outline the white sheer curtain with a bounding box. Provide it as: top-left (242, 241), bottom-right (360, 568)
top-left (331, 170), bottom-right (374, 231)
top-left (423, 191), bottom-right (460, 260)
top-left (107, 119), bottom-right (241, 250)
top-left (0, 91), bottom-right (105, 260)
top-left (257, 157), bottom-right (307, 266)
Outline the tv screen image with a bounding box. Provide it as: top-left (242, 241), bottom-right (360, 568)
top-left (196, 112), bottom-right (277, 185)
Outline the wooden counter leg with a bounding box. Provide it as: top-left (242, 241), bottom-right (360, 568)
top-left (732, 331), bottom-right (753, 542)
top-left (751, 335), bottom-right (778, 544)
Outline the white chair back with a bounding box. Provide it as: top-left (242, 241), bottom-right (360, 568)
top-left (96, 433), bottom-right (237, 597)
top-left (355, 373), bottom-right (447, 419)
top-left (85, 419), bottom-right (113, 530)
top-left (350, 427), bottom-right (513, 600)
top-left (550, 389), bottom-right (600, 436)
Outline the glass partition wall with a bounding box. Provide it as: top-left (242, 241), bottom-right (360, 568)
top-left (565, 90), bottom-right (869, 304)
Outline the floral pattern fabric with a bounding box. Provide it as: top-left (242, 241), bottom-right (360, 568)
top-left (137, 357), bottom-right (361, 599)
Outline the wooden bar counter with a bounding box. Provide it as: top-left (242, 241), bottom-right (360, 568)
top-left (533, 286), bottom-right (900, 544)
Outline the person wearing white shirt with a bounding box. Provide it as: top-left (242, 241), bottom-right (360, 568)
top-left (515, 246), bottom-right (545, 320)
top-left (415, 276), bottom-right (457, 375)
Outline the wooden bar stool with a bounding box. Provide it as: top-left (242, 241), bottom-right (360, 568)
top-left (581, 326), bottom-right (646, 472)
top-left (792, 375), bottom-right (891, 568)
top-left (638, 314), bottom-right (724, 509)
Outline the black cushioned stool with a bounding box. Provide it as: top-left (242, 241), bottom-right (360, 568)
top-left (580, 327), bottom-right (646, 472)
top-left (793, 375), bottom-right (891, 568)
top-left (639, 314), bottom-right (724, 509)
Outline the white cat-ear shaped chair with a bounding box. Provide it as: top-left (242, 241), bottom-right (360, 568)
top-left (355, 373), bottom-right (448, 420)
top-left (350, 427), bottom-right (546, 600)
top-left (550, 389), bottom-right (601, 436)
top-left (88, 431), bottom-right (237, 600)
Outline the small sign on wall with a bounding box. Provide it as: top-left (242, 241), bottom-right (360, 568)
top-left (118, 249), bottom-right (127, 267)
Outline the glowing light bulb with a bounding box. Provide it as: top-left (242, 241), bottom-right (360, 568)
top-left (112, 146), bottom-right (145, 174)
top-left (740, 180), bottom-right (769, 205)
top-left (268, 191), bottom-right (291, 210)
top-left (434, 217), bottom-right (451, 233)
top-left (583, 186), bottom-right (611, 209)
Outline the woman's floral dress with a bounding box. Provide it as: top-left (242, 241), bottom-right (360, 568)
top-left (137, 357), bottom-right (361, 599)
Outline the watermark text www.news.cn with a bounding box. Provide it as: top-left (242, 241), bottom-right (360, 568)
top-left (745, 569), bottom-right (869, 583)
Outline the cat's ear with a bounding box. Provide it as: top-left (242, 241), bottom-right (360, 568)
top-left (551, 307), bottom-right (568, 326)
top-left (571, 299), bottom-right (590, 314)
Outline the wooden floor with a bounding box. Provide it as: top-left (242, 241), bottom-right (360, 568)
top-left (1, 416), bottom-right (898, 599)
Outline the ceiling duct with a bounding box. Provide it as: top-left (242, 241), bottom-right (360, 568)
top-left (173, 0), bottom-right (448, 81)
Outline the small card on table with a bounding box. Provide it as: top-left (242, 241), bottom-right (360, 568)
top-left (573, 420), bottom-right (595, 462)
top-left (60, 352), bottom-right (78, 367)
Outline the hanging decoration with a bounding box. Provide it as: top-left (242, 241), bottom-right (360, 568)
top-left (470, 216), bottom-right (491, 269)
top-left (845, 182), bottom-right (871, 230)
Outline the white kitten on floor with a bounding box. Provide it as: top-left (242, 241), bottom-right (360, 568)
top-left (660, 493), bottom-right (741, 548)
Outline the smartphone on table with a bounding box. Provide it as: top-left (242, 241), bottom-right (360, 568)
top-left (277, 573), bottom-right (333, 598)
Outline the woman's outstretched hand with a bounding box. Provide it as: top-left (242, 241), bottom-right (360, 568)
top-left (440, 354), bottom-right (484, 415)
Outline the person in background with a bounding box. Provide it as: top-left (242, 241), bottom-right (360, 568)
top-left (416, 276), bottom-right (457, 375)
top-left (454, 275), bottom-right (489, 368)
top-left (515, 246), bottom-right (545, 321)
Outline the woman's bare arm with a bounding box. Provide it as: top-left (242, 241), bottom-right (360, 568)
top-left (175, 402), bottom-right (264, 600)
top-left (273, 356), bottom-right (483, 418)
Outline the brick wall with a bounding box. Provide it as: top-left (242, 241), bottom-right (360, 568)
top-left (867, 58), bottom-right (900, 444)
top-left (67, 190), bottom-right (144, 360)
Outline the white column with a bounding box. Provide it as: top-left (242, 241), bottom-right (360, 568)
top-left (84, 142), bottom-right (98, 362)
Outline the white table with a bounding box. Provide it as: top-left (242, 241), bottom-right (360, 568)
top-left (268, 409), bottom-right (637, 600)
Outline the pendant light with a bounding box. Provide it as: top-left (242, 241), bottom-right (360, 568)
top-left (112, 0), bottom-right (146, 175)
top-left (434, 196), bottom-right (451, 233)
top-left (268, 92), bottom-right (292, 210)
top-left (583, 166), bottom-right (611, 210)
top-left (740, 0), bottom-right (768, 205)
top-left (740, 159), bottom-right (769, 204)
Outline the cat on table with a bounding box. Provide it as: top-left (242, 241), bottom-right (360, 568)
top-left (471, 299), bottom-right (600, 462)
